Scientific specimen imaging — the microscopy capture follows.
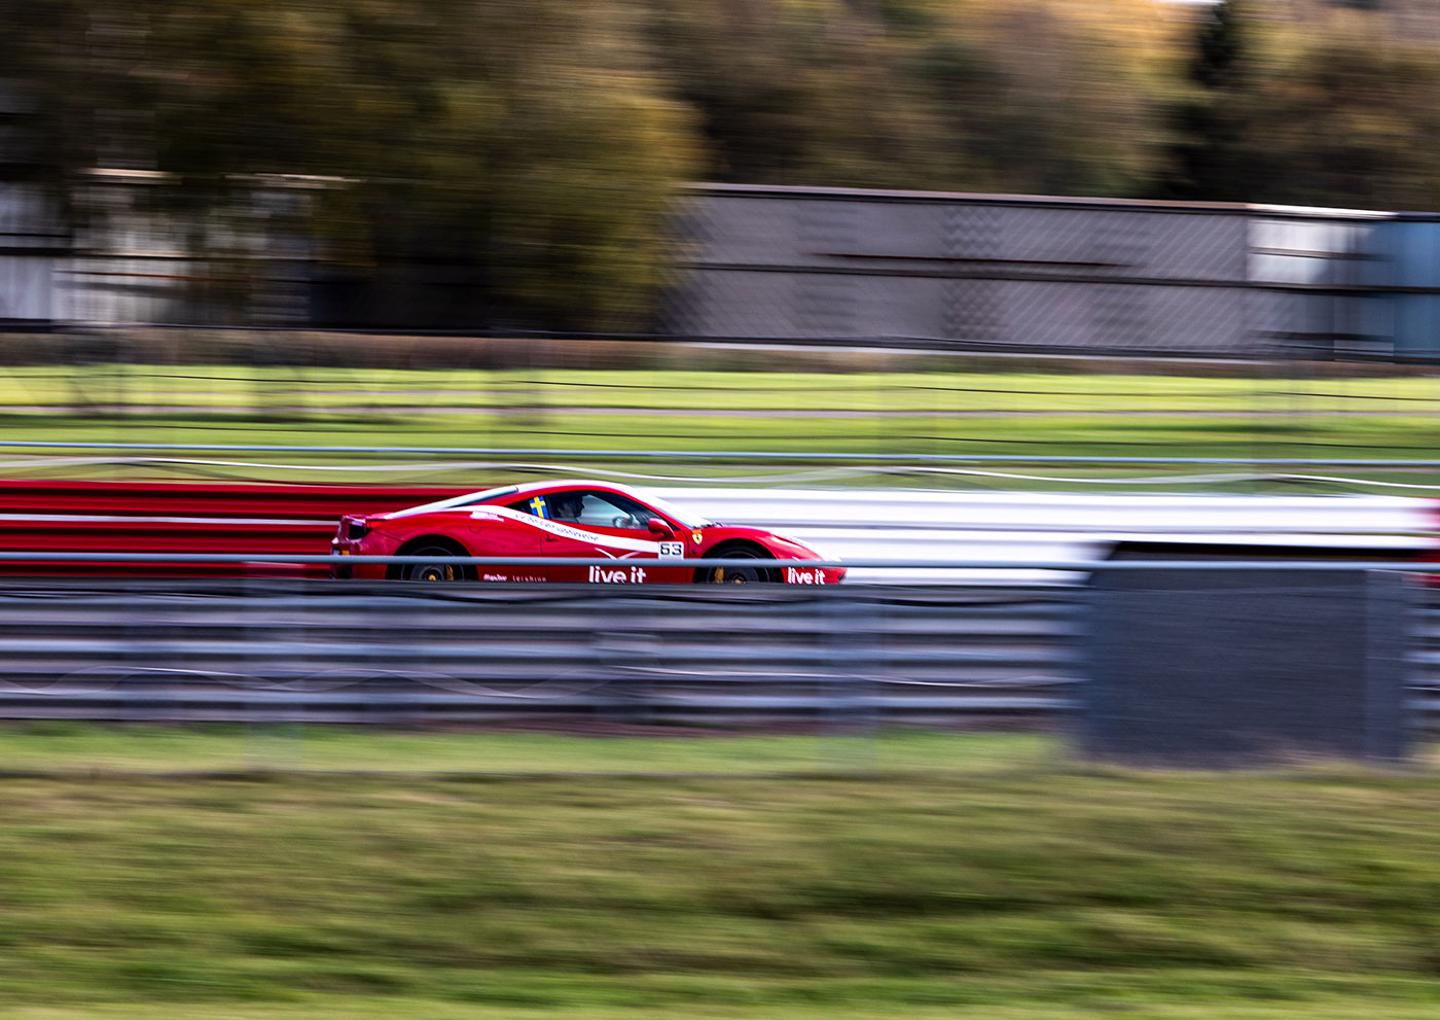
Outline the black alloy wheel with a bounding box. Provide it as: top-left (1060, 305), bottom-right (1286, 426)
top-left (707, 548), bottom-right (765, 585)
top-left (403, 545), bottom-right (466, 582)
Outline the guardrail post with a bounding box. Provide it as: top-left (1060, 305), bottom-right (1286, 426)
top-left (241, 576), bottom-right (305, 770)
top-left (118, 584), bottom-right (152, 724)
top-left (825, 588), bottom-right (878, 772)
top-left (591, 592), bottom-right (658, 725)
top-left (242, 573), bottom-right (266, 768)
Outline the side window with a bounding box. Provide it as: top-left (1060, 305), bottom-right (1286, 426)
top-left (575, 492), bottom-right (655, 530)
top-left (505, 491), bottom-right (654, 529)
top-left (507, 493), bottom-right (564, 519)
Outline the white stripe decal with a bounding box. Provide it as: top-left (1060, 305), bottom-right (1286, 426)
top-left (473, 506), bottom-right (660, 554)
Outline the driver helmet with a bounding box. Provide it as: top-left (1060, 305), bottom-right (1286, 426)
top-left (549, 493), bottom-right (584, 521)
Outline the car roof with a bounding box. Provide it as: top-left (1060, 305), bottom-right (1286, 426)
top-left (491, 480), bottom-right (644, 501)
top-left (383, 480), bottom-right (652, 519)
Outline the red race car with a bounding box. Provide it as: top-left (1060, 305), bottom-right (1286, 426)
top-left (331, 480), bottom-right (845, 585)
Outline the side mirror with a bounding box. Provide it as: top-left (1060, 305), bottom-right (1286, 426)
top-left (647, 518), bottom-right (676, 539)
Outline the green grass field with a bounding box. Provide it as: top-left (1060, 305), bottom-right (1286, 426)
top-left (5, 365), bottom-right (1440, 489)
top-left (0, 725), bottom-right (1055, 775)
top-left (13, 365), bottom-right (1440, 413)
top-left (0, 727), bottom-right (1438, 1017)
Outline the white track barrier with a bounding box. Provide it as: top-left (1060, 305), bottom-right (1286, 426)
top-left (655, 490), bottom-right (1436, 584)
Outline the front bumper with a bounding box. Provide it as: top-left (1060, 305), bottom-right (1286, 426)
top-left (780, 564), bottom-right (846, 585)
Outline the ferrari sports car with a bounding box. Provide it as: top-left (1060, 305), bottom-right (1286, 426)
top-left (331, 481), bottom-right (845, 585)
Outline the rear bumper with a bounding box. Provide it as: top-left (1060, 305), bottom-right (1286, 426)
top-left (329, 538), bottom-right (389, 580)
top-left (329, 558), bottom-right (388, 581)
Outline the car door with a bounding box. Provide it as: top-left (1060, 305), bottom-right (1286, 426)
top-left (508, 489), bottom-right (688, 584)
top-left (448, 506), bottom-right (546, 582)
top-left (499, 491), bottom-right (592, 582)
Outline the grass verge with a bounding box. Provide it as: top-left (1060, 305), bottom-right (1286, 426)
top-left (5, 367), bottom-right (1440, 490)
top-left (0, 724), bottom-right (1052, 775)
top-left (0, 727), bottom-right (1436, 1016)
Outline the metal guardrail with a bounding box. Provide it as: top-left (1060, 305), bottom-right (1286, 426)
top-left (0, 581), bottom-right (1079, 725)
top-left (0, 565), bottom-right (1436, 727)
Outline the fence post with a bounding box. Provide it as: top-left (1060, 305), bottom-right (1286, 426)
top-left (1085, 565), bottom-right (1411, 767)
top-left (1366, 569), bottom-right (1412, 761)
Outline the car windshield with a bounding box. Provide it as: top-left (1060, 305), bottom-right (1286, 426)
top-left (508, 487), bottom-right (711, 529)
top-left (632, 490), bottom-right (711, 529)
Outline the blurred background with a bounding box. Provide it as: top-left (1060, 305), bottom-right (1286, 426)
top-left (2, 2), bottom-right (1440, 1019)
top-left (3, 0), bottom-right (1440, 337)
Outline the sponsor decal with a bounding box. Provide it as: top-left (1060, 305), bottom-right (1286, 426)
top-left (589, 565), bottom-right (648, 584)
top-left (784, 566), bottom-right (828, 585)
top-left (659, 541), bottom-right (684, 559)
top-left (480, 506), bottom-right (660, 555)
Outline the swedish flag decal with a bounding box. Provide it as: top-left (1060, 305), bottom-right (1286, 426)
top-left (528, 496), bottom-right (550, 519)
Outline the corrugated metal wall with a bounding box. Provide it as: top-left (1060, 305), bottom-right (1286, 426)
top-left (4, 177), bottom-right (1440, 360)
top-left (672, 185), bottom-right (1403, 357)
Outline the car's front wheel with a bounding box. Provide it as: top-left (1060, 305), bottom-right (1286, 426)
top-left (702, 547), bottom-right (770, 585)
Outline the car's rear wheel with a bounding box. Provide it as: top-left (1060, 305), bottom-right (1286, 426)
top-left (396, 541), bottom-right (471, 582)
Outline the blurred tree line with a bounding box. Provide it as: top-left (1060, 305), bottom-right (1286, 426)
top-left (4, 0), bottom-right (1440, 330)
